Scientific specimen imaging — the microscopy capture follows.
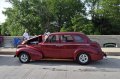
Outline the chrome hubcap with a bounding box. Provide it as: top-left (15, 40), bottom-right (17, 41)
top-left (79, 54), bottom-right (88, 63)
top-left (20, 54), bottom-right (28, 62)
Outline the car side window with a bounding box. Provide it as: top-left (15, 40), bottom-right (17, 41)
top-left (46, 35), bottom-right (59, 43)
top-left (73, 35), bottom-right (84, 43)
top-left (61, 35), bottom-right (74, 42)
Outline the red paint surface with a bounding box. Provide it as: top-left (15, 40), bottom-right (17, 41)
top-left (15, 32), bottom-right (105, 61)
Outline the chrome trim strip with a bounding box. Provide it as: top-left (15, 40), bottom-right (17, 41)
top-left (43, 44), bottom-right (90, 46)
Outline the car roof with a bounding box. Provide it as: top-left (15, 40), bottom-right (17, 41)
top-left (50, 32), bottom-right (85, 35)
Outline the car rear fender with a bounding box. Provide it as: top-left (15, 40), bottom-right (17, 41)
top-left (16, 48), bottom-right (43, 60)
top-left (73, 48), bottom-right (97, 60)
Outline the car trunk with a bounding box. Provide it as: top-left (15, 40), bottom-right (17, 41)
top-left (90, 41), bottom-right (102, 52)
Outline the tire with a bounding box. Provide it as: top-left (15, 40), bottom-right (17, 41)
top-left (77, 53), bottom-right (91, 65)
top-left (19, 52), bottom-right (30, 63)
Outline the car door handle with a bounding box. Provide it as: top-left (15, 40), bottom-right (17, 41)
top-left (56, 45), bottom-right (63, 47)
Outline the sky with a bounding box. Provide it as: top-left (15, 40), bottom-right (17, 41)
top-left (0, 0), bottom-right (12, 24)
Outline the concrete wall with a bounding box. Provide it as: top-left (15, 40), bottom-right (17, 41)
top-left (88, 35), bottom-right (120, 47)
top-left (0, 35), bottom-right (120, 47)
top-left (1, 36), bottom-right (23, 47)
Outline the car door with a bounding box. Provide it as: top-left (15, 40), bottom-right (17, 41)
top-left (59, 34), bottom-right (85, 59)
top-left (42, 34), bottom-right (61, 58)
top-left (58, 34), bottom-right (76, 59)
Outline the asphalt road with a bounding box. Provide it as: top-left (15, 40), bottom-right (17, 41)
top-left (0, 55), bottom-right (120, 79)
top-left (1, 48), bottom-right (120, 56)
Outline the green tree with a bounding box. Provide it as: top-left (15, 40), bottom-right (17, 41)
top-left (3, 0), bottom-right (119, 35)
top-left (85, 0), bottom-right (120, 34)
top-left (47, 0), bottom-right (85, 32)
top-left (0, 25), bottom-right (1, 35)
top-left (84, 0), bottom-right (101, 34)
top-left (2, 0), bottom-right (51, 35)
top-left (71, 14), bottom-right (95, 34)
top-left (96, 0), bottom-right (120, 34)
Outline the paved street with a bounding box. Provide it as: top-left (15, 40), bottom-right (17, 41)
top-left (0, 55), bottom-right (120, 79)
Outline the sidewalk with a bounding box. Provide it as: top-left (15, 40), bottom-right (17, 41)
top-left (0, 47), bottom-right (120, 55)
top-left (102, 48), bottom-right (120, 56)
top-left (0, 48), bottom-right (16, 55)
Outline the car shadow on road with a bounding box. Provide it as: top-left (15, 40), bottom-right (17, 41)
top-left (0, 55), bottom-right (22, 66)
top-left (29, 57), bottom-right (120, 69)
top-left (0, 55), bottom-right (120, 70)
top-left (88, 57), bottom-right (120, 69)
top-left (30, 60), bottom-right (77, 65)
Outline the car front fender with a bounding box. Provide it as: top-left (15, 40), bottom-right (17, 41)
top-left (16, 47), bottom-right (43, 61)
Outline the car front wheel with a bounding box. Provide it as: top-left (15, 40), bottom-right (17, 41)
top-left (19, 52), bottom-right (30, 63)
top-left (77, 53), bottom-right (90, 65)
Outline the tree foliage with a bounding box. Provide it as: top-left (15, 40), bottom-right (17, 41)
top-left (1, 0), bottom-right (120, 35)
top-left (71, 14), bottom-right (94, 34)
top-left (85, 0), bottom-right (120, 35)
top-left (97, 0), bottom-right (120, 34)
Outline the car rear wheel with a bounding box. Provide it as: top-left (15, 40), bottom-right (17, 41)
top-left (77, 53), bottom-right (90, 65)
top-left (19, 52), bottom-right (30, 63)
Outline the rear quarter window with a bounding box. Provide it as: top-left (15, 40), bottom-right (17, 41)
top-left (73, 35), bottom-right (84, 43)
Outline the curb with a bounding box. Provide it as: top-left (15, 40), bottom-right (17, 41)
top-left (0, 52), bottom-right (15, 55)
top-left (105, 52), bottom-right (120, 56)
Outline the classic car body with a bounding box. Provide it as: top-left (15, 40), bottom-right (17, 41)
top-left (15, 32), bottom-right (106, 65)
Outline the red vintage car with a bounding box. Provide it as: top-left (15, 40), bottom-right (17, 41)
top-left (14, 32), bottom-right (106, 65)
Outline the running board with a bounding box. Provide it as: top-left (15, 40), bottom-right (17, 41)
top-left (40, 58), bottom-right (74, 61)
